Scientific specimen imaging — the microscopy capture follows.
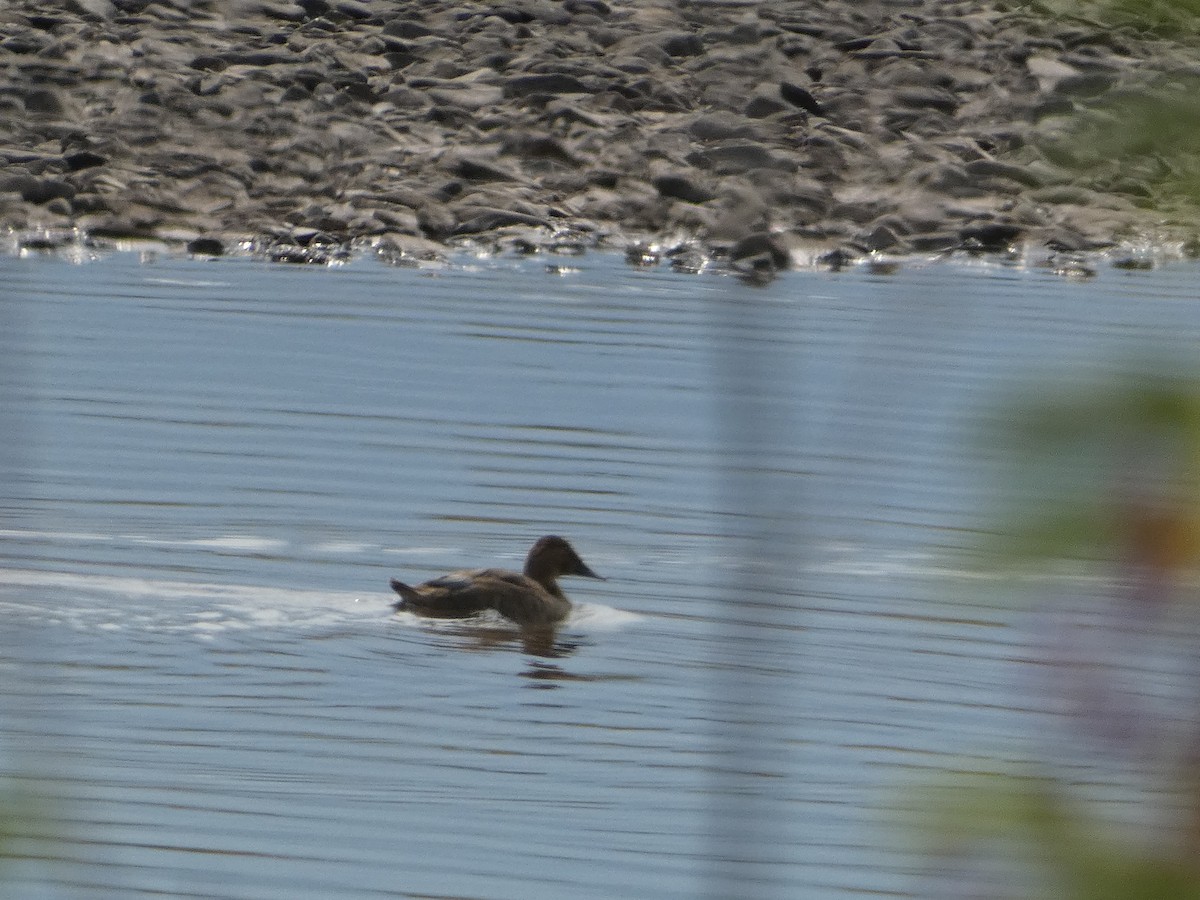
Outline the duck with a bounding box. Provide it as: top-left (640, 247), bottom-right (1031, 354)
top-left (390, 535), bottom-right (603, 627)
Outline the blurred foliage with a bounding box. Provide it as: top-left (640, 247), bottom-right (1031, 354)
top-left (1030, 0), bottom-right (1200, 222)
top-left (1036, 0), bottom-right (1200, 37)
top-left (985, 369), bottom-right (1200, 573)
top-left (908, 772), bottom-right (1200, 899)
top-left (938, 364), bottom-right (1200, 896)
top-left (1080, 0), bottom-right (1200, 37)
top-left (1095, 0), bottom-right (1200, 37)
top-left (1039, 81), bottom-right (1200, 219)
top-left (0, 782), bottom-right (48, 884)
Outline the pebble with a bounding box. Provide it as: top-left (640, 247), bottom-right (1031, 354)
top-left (0, 0), bottom-right (1194, 269)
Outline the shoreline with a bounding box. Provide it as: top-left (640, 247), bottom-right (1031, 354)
top-left (2, 0), bottom-right (1198, 273)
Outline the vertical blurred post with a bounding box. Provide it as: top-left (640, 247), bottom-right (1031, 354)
top-left (706, 277), bottom-right (808, 899)
top-left (0, 258), bottom-right (41, 880)
top-left (0, 258), bottom-right (22, 874)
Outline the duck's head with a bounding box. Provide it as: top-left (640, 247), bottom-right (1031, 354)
top-left (526, 535), bottom-right (603, 580)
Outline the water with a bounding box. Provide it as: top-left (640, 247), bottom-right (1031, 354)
top-left (3, 250), bottom-right (1200, 898)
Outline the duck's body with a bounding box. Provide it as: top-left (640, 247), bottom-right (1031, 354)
top-left (390, 535), bottom-right (601, 627)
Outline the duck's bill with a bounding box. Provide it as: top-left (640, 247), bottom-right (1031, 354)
top-left (577, 563), bottom-right (605, 580)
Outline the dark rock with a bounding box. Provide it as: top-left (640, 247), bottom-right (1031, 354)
top-left (730, 232), bottom-right (789, 270)
top-left (64, 151), bottom-right (107, 171)
top-left (907, 232), bottom-right (959, 252)
top-left (258, 1), bottom-right (307, 23)
top-left (187, 237), bottom-right (225, 255)
top-left (270, 244), bottom-right (331, 264)
top-left (1044, 226), bottom-right (1114, 252)
top-left (70, 193), bottom-right (109, 214)
top-left (668, 244), bottom-right (707, 274)
top-left (818, 246), bottom-right (856, 270)
top-left (23, 88), bottom-right (65, 116)
top-left (417, 204), bottom-right (455, 239)
top-left (858, 222), bottom-right (903, 252)
top-left (382, 20), bottom-right (434, 39)
top-left (779, 81), bottom-right (824, 115)
top-left (1112, 255), bottom-right (1154, 270)
top-left (744, 95), bottom-right (786, 118)
top-left (964, 159), bottom-right (1043, 188)
top-left (384, 50), bottom-right (419, 69)
top-left (6, 176), bottom-right (76, 205)
top-left (688, 142), bottom-right (789, 174)
top-left (564, 0), bottom-right (610, 13)
top-left (504, 73), bottom-right (591, 98)
top-left (653, 175), bottom-right (715, 204)
top-left (190, 55), bottom-right (228, 72)
top-left (20, 234), bottom-right (73, 252)
top-left (1056, 72), bottom-right (1117, 97)
top-left (453, 208), bottom-right (548, 234)
top-left (448, 157), bottom-right (516, 181)
top-left (490, 6), bottom-right (536, 25)
top-left (728, 22), bottom-right (766, 44)
top-left (337, 79), bottom-right (378, 103)
top-left (334, 0), bottom-right (373, 20)
top-left (502, 134), bottom-right (577, 165)
top-left (280, 85), bottom-right (312, 102)
top-left (625, 242), bottom-right (661, 266)
top-left (661, 32), bottom-right (704, 58)
top-left (688, 112), bottom-right (761, 141)
top-left (3, 35), bottom-right (51, 54)
top-left (45, 198), bottom-right (73, 217)
top-left (910, 161), bottom-right (972, 192)
top-left (86, 218), bottom-right (159, 240)
top-left (220, 51), bottom-right (296, 67)
top-left (835, 36), bottom-right (876, 52)
top-left (26, 15), bottom-right (66, 29)
top-left (895, 87), bottom-right (960, 115)
top-left (959, 222), bottom-right (1023, 251)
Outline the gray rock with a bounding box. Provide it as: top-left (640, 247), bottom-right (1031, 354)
top-left (744, 94), bottom-right (787, 118)
top-left (964, 159), bottom-right (1044, 188)
top-left (687, 142), bottom-right (791, 174)
top-left (504, 73), bottom-right (591, 98)
top-left (688, 112), bottom-right (762, 141)
top-left (453, 207), bottom-right (548, 234)
top-left (894, 87), bottom-right (961, 115)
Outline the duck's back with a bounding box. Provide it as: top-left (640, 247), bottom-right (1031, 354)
top-left (393, 567), bottom-right (566, 623)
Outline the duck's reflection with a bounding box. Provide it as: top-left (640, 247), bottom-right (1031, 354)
top-left (428, 620), bottom-right (584, 659)
top-left (391, 614), bottom-right (642, 685)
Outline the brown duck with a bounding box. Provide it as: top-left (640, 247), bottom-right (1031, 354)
top-left (390, 535), bottom-right (603, 627)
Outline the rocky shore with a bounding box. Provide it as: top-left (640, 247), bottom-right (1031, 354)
top-left (1, 0), bottom-right (1198, 272)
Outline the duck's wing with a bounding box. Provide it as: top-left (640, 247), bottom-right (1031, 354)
top-left (478, 571), bottom-right (572, 626)
top-left (394, 568), bottom-right (532, 618)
